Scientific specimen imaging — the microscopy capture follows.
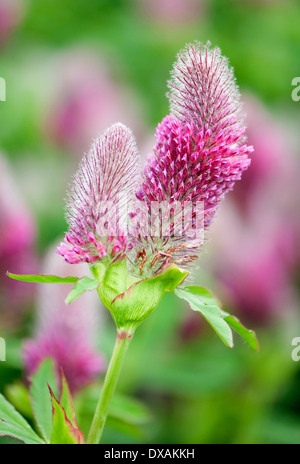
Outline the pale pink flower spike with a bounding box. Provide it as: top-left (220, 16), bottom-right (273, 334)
top-left (57, 123), bottom-right (140, 265)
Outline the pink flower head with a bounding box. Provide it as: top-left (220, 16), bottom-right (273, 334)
top-left (23, 248), bottom-right (105, 393)
top-left (212, 205), bottom-right (298, 325)
top-left (138, 0), bottom-right (205, 25)
top-left (130, 42), bottom-right (253, 275)
top-left (0, 155), bottom-right (37, 328)
top-left (57, 123), bottom-right (140, 265)
top-left (229, 96), bottom-right (287, 213)
top-left (0, 0), bottom-right (24, 46)
top-left (44, 50), bottom-right (146, 157)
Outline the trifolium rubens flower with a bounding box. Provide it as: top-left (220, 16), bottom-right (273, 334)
top-left (58, 42), bottom-right (253, 280)
top-left (51, 41), bottom-right (257, 346)
top-left (7, 42), bottom-right (258, 447)
top-left (9, 42), bottom-right (257, 342)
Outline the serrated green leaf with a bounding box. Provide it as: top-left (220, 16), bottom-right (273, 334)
top-left (111, 264), bottom-right (189, 332)
top-left (60, 372), bottom-right (77, 426)
top-left (29, 358), bottom-right (58, 443)
top-left (0, 394), bottom-right (44, 444)
top-left (221, 310), bottom-right (259, 352)
top-left (0, 421), bottom-right (44, 444)
top-left (49, 387), bottom-right (85, 444)
top-left (0, 394), bottom-right (35, 432)
top-left (175, 286), bottom-right (233, 348)
top-left (7, 272), bottom-right (79, 284)
top-left (65, 276), bottom-right (99, 304)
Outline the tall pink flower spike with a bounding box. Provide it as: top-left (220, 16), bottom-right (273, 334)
top-left (0, 0), bottom-right (24, 46)
top-left (130, 42), bottom-right (253, 275)
top-left (57, 123), bottom-right (140, 265)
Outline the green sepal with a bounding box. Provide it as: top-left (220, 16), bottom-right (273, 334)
top-left (92, 259), bottom-right (133, 312)
top-left (111, 264), bottom-right (189, 333)
top-left (91, 259), bottom-right (188, 332)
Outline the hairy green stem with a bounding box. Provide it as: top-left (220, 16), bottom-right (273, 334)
top-left (87, 330), bottom-right (133, 444)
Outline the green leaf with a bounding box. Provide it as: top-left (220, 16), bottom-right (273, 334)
top-left (221, 310), bottom-right (259, 352)
top-left (109, 393), bottom-right (152, 426)
top-left (0, 394), bottom-right (44, 444)
top-left (49, 387), bottom-right (85, 444)
top-left (175, 286), bottom-right (233, 348)
top-left (5, 382), bottom-right (33, 419)
top-left (0, 422), bottom-right (44, 444)
top-left (7, 272), bottom-right (79, 284)
top-left (111, 264), bottom-right (189, 332)
top-left (65, 276), bottom-right (99, 304)
top-left (29, 358), bottom-right (58, 443)
top-left (59, 372), bottom-right (77, 426)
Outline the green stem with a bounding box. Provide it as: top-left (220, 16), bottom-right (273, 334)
top-left (87, 330), bottom-right (133, 444)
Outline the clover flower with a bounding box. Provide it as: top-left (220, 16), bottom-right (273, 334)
top-left (57, 123), bottom-right (140, 265)
top-left (130, 42), bottom-right (253, 275)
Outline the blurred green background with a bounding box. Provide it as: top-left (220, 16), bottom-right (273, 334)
top-left (0, 0), bottom-right (300, 444)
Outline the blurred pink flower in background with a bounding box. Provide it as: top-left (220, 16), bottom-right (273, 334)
top-left (0, 0), bottom-right (24, 46)
top-left (137, 0), bottom-right (205, 25)
top-left (23, 245), bottom-right (105, 393)
top-left (206, 96), bottom-right (300, 325)
top-left (211, 204), bottom-right (298, 324)
top-left (0, 154), bottom-right (37, 328)
top-left (228, 97), bottom-right (286, 213)
top-left (44, 49), bottom-right (146, 157)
